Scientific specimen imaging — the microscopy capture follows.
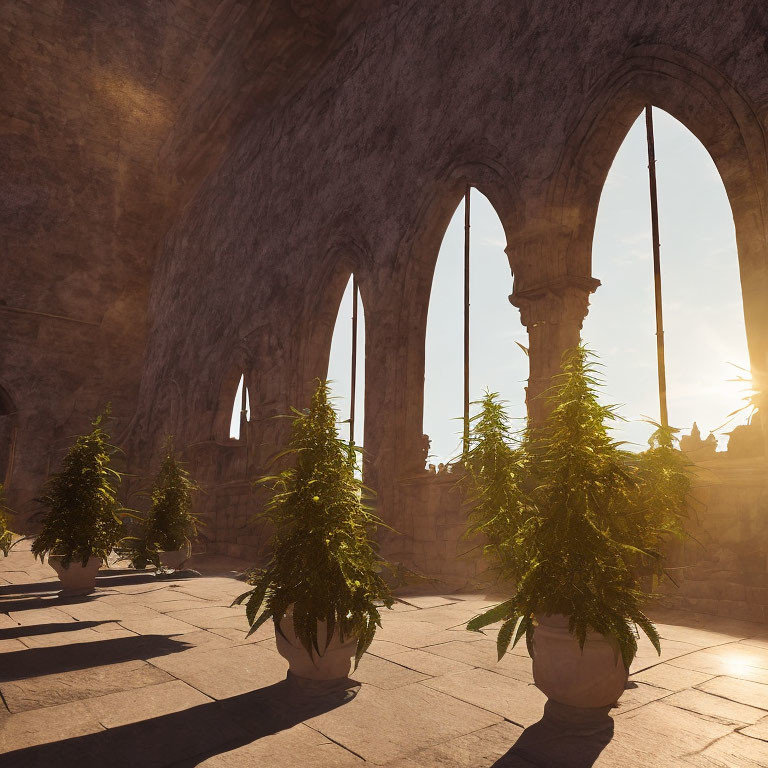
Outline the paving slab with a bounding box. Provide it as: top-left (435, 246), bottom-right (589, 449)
top-left (3, 548), bottom-right (768, 767)
top-left (385, 721), bottom-right (531, 767)
top-left (739, 715), bottom-right (768, 741)
top-left (421, 666), bottom-right (547, 727)
top-left (388, 648), bottom-right (475, 676)
top-left (306, 681), bottom-right (502, 765)
top-left (351, 653), bottom-right (431, 689)
top-left (612, 681), bottom-right (670, 714)
top-left (598, 700), bottom-right (736, 767)
top-left (696, 676), bottom-right (768, 710)
top-left (148, 641), bottom-right (288, 699)
top-left (190, 723), bottom-right (365, 767)
top-left (164, 605), bottom-right (247, 628)
top-left (630, 662), bottom-right (715, 691)
top-left (0, 698), bottom-right (106, 753)
top-left (669, 648), bottom-right (768, 684)
top-left (663, 688), bottom-right (766, 725)
top-left (685, 730), bottom-right (768, 767)
top-left (420, 638), bottom-right (534, 682)
top-left (366, 638), bottom-right (412, 659)
top-left (0, 658), bottom-right (173, 712)
top-left (117, 614), bottom-right (199, 635)
top-left (373, 619), bottom-right (457, 648)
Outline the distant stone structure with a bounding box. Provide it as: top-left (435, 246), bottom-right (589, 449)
top-left (680, 422), bottom-right (718, 461)
top-left (725, 412), bottom-right (765, 459)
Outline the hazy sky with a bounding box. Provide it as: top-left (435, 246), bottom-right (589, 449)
top-left (243, 108), bottom-right (751, 462)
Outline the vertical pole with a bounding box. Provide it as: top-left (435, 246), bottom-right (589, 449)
top-left (645, 105), bottom-right (669, 429)
top-left (350, 275), bottom-right (358, 446)
top-left (463, 185), bottom-right (471, 455)
top-left (239, 373), bottom-right (248, 442)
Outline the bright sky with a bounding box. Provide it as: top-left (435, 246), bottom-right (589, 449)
top-left (247, 108), bottom-right (751, 461)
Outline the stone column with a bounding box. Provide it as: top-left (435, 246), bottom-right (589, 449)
top-left (510, 275), bottom-right (600, 426)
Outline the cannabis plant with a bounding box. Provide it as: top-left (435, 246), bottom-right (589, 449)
top-left (233, 379), bottom-right (394, 668)
top-left (31, 409), bottom-right (124, 568)
top-left (135, 439), bottom-right (201, 565)
top-left (460, 391), bottom-right (532, 577)
top-left (0, 483), bottom-right (16, 557)
top-left (467, 347), bottom-right (688, 669)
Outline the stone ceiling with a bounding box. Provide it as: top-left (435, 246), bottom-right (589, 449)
top-left (0, 0), bottom-right (381, 323)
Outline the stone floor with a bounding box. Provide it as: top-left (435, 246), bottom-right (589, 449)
top-left (2, 543), bottom-right (768, 767)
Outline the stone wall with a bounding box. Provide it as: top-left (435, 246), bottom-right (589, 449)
top-left (4, 3), bottom-right (768, 621)
top-left (660, 457), bottom-right (768, 623)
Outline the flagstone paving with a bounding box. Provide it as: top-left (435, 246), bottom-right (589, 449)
top-left (2, 543), bottom-right (768, 767)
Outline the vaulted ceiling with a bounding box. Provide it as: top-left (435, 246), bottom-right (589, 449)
top-left (1, 1), bottom-right (381, 324)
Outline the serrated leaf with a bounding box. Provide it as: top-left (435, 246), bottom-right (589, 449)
top-left (466, 599), bottom-right (516, 632)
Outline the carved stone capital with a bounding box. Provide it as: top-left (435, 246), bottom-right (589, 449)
top-left (510, 275), bottom-right (601, 330)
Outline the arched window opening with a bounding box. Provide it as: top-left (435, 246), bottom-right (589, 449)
top-left (228, 373), bottom-right (251, 440)
top-left (423, 189), bottom-right (527, 470)
top-left (0, 386), bottom-right (17, 487)
top-left (582, 106), bottom-right (750, 451)
top-left (327, 275), bottom-right (365, 476)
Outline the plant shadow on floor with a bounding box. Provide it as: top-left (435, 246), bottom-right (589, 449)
top-left (0, 619), bottom-right (114, 640)
top-left (491, 716), bottom-right (614, 768)
top-left (2, 677), bottom-right (359, 768)
top-left (0, 634), bottom-right (192, 681)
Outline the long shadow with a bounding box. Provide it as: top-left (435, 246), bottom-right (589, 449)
top-left (0, 581), bottom-right (61, 596)
top-left (2, 676), bottom-right (358, 768)
top-left (0, 620), bottom-right (112, 640)
top-left (492, 715), bottom-right (614, 768)
top-left (94, 573), bottom-right (168, 587)
top-left (0, 591), bottom-right (113, 613)
top-left (0, 634), bottom-right (192, 681)
top-left (0, 595), bottom-right (82, 613)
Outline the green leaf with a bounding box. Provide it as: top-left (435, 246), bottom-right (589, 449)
top-left (466, 599), bottom-right (516, 632)
top-left (496, 616), bottom-right (518, 660)
top-left (634, 611), bottom-right (661, 656)
top-left (245, 609), bottom-right (274, 639)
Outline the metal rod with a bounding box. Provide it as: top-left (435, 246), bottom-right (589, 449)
top-left (463, 185), bottom-right (471, 455)
top-left (645, 105), bottom-right (669, 429)
top-left (239, 373), bottom-right (248, 440)
top-left (350, 275), bottom-right (358, 446)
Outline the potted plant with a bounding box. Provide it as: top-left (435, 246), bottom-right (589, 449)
top-left (132, 438), bottom-right (201, 571)
top-left (460, 390), bottom-right (533, 579)
top-left (31, 409), bottom-right (124, 593)
top-left (233, 379), bottom-right (394, 684)
top-left (0, 483), bottom-right (17, 557)
top-left (467, 346), bottom-right (688, 727)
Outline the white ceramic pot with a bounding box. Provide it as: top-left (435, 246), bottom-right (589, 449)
top-left (158, 548), bottom-right (188, 570)
top-left (532, 614), bottom-right (628, 711)
top-left (275, 607), bottom-right (358, 681)
top-left (49, 555), bottom-right (102, 594)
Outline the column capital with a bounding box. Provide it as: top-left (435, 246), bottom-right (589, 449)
top-left (509, 275), bottom-right (601, 330)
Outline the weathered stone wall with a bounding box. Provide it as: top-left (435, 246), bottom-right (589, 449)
top-left (129, 0), bottom-right (768, 612)
top-left (661, 457), bottom-right (768, 623)
top-left (4, 2), bottom-right (768, 621)
top-left (0, 0), bottom-right (379, 522)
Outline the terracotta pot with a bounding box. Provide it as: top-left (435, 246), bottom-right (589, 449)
top-left (532, 614), bottom-right (628, 723)
top-left (275, 607), bottom-right (358, 681)
top-left (49, 555), bottom-right (102, 594)
top-left (158, 548), bottom-right (188, 570)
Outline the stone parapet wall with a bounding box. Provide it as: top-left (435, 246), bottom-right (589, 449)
top-left (659, 456), bottom-right (768, 623)
top-left (377, 471), bottom-right (490, 591)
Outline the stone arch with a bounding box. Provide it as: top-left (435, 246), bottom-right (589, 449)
top-left (294, 241), bottom-right (372, 410)
top-left (393, 159), bottom-right (523, 474)
top-left (0, 385), bottom-right (19, 488)
top-left (547, 44), bottom-right (768, 384)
